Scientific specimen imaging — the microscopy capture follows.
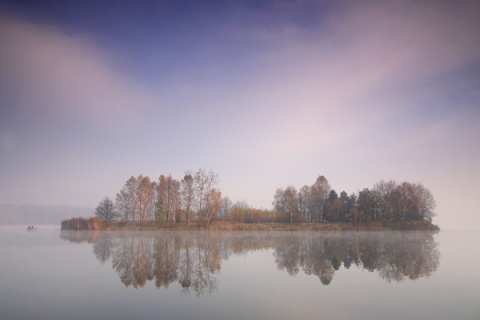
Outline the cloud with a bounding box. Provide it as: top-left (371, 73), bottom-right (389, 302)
top-left (230, 0), bottom-right (480, 155)
top-left (0, 14), bottom-right (153, 126)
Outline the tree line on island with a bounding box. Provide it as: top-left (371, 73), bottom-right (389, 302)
top-left (91, 169), bottom-right (436, 228)
top-left (274, 176), bottom-right (436, 225)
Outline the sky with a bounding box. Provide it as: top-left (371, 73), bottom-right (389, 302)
top-left (0, 0), bottom-right (479, 228)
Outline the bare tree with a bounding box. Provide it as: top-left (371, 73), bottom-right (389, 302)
top-left (194, 168), bottom-right (220, 226)
top-left (157, 176), bottom-right (167, 223)
top-left (373, 180), bottom-right (398, 221)
top-left (95, 196), bottom-right (119, 226)
top-left (393, 182), bottom-right (416, 221)
top-left (116, 176), bottom-right (138, 224)
top-left (137, 175), bottom-right (154, 225)
top-left (372, 180), bottom-right (436, 222)
top-left (169, 178), bottom-right (181, 224)
top-left (284, 186), bottom-right (298, 223)
top-left (413, 183), bottom-right (436, 221)
top-left (219, 196), bottom-right (232, 221)
top-left (273, 186), bottom-right (298, 223)
top-left (158, 175), bottom-right (181, 225)
top-left (298, 185), bottom-right (310, 222)
top-left (181, 172), bottom-right (195, 227)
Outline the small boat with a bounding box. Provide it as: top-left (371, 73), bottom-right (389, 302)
top-left (26, 226), bottom-right (37, 231)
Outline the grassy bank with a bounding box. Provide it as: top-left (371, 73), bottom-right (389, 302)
top-left (95, 220), bottom-right (439, 232)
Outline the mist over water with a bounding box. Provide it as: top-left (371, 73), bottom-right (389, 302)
top-left (1, 227), bottom-right (479, 320)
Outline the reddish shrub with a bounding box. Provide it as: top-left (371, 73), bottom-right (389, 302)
top-left (61, 217), bottom-right (102, 230)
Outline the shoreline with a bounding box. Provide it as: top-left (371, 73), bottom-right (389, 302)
top-left (61, 218), bottom-right (440, 231)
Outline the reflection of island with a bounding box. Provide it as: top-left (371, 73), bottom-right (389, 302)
top-left (273, 232), bottom-right (440, 284)
top-left (60, 231), bottom-right (440, 292)
top-left (60, 230), bottom-right (102, 243)
top-left (109, 234), bottom-right (221, 294)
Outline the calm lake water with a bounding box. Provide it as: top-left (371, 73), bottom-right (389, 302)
top-left (1, 226), bottom-right (479, 320)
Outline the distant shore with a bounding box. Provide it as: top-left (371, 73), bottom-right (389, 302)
top-left (61, 218), bottom-right (439, 231)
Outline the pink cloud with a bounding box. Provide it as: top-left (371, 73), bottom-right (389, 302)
top-left (230, 0), bottom-right (480, 155)
top-left (0, 14), bottom-right (154, 126)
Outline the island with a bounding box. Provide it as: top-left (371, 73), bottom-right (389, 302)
top-left (61, 171), bottom-right (439, 231)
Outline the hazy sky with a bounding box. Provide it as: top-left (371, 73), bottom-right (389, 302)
top-left (0, 0), bottom-right (479, 228)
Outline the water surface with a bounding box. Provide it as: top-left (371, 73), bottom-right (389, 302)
top-left (0, 227), bottom-right (478, 320)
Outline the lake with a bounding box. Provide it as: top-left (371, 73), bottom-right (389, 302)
top-left (0, 227), bottom-right (479, 320)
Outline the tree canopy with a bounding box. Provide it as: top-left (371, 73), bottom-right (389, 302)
top-left (95, 171), bottom-right (436, 227)
top-left (273, 177), bottom-right (436, 225)
top-left (95, 196), bottom-right (119, 226)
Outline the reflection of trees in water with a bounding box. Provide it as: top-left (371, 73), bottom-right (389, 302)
top-left (153, 236), bottom-right (179, 288)
top-left (183, 235), bottom-right (221, 295)
top-left (81, 232), bottom-right (222, 295)
top-left (151, 234), bottom-right (221, 295)
top-left (376, 233), bottom-right (440, 281)
top-left (303, 237), bottom-right (335, 285)
top-left (112, 236), bottom-right (154, 288)
top-left (273, 232), bottom-right (440, 284)
top-left (60, 231), bottom-right (439, 291)
top-left (93, 234), bottom-right (115, 264)
top-left (274, 236), bottom-right (302, 276)
top-left (60, 230), bottom-right (101, 243)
